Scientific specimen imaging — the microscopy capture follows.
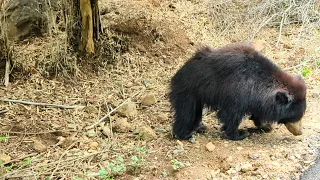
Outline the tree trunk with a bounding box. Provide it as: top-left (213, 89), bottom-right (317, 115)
top-left (66, 0), bottom-right (101, 54)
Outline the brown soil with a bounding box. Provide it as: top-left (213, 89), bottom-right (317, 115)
top-left (0, 0), bottom-right (320, 180)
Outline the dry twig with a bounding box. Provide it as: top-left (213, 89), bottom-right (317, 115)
top-left (0, 98), bottom-right (85, 109)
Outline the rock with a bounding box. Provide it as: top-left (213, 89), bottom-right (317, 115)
top-left (0, 154), bottom-right (11, 164)
top-left (84, 105), bottom-right (98, 114)
top-left (58, 136), bottom-right (77, 149)
top-left (312, 92), bottom-right (319, 98)
top-left (89, 142), bottom-right (99, 150)
top-left (188, 135), bottom-right (196, 143)
top-left (155, 128), bottom-right (168, 133)
top-left (87, 129), bottom-right (96, 137)
top-left (141, 93), bottom-right (157, 106)
top-left (156, 113), bottom-right (168, 122)
top-left (67, 124), bottom-right (78, 130)
top-left (206, 142), bottom-right (216, 152)
top-left (116, 100), bottom-right (138, 117)
top-left (220, 161), bottom-right (232, 172)
top-left (135, 126), bottom-right (157, 141)
top-left (33, 139), bottom-right (47, 152)
top-left (101, 126), bottom-right (112, 137)
top-left (2, 0), bottom-right (50, 40)
top-left (113, 118), bottom-right (132, 133)
top-left (236, 146), bottom-right (244, 151)
top-left (161, 171), bottom-right (168, 178)
top-left (248, 153), bottom-right (259, 160)
top-left (176, 140), bottom-right (183, 147)
top-left (240, 163), bottom-right (253, 172)
top-left (251, 170), bottom-right (261, 176)
top-left (226, 168), bottom-right (237, 175)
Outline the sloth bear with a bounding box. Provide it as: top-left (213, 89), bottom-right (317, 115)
top-left (169, 43), bottom-right (307, 141)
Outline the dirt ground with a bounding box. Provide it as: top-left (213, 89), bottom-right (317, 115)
top-left (0, 0), bottom-right (320, 179)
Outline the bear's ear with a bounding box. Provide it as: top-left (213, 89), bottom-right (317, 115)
top-left (276, 91), bottom-right (293, 104)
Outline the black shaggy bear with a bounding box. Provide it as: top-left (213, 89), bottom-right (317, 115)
top-left (169, 43), bottom-right (307, 141)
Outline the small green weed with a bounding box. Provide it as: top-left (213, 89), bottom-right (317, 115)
top-left (0, 135), bottom-right (8, 142)
top-left (19, 157), bottom-right (32, 167)
top-left (107, 156), bottom-right (126, 176)
top-left (99, 167), bottom-right (109, 179)
top-left (171, 159), bottom-right (187, 171)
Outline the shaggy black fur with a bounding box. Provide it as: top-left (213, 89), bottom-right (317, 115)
top-left (169, 43), bottom-right (307, 141)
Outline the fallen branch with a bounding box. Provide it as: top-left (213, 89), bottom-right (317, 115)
top-left (0, 98), bottom-right (85, 109)
top-left (85, 90), bottom-right (142, 130)
top-left (0, 130), bottom-right (77, 135)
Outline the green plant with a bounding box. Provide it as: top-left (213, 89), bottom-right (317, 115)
top-left (107, 156), bottom-right (126, 176)
top-left (293, 60), bottom-right (312, 77)
top-left (171, 159), bottom-right (187, 171)
top-left (0, 135), bottom-right (8, 142)
top-left (130, 155), bottom-right (145, 170)
top-left (302, 68), bottom-right (311, 77)
top-left (5, 165), bottom-right (12, 171)
top-left (135, 147), bottom-right (147, 155)
top-left (99, 167), bottom-right (109, 179)
top-left (19, 157), bottom-right (32, 167)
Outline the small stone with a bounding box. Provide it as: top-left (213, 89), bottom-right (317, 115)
top-left (177, 140), bottom-right (183, 147)
top-left (188, 135), bottom-right (196, 143)
top-left (84, 105), bottom-right (98, 114)
top-left (101, 126), bottom-right (112, 137)
top-left (220, 161), bottom-right (232, 172)
top-left (304, 161), bottom-right (313, 166)
top-left (155, 128), bottom-right (168, 133)
top-left (172, 148), bottom-right (185, 155)
top-left (294, 154), bottom-right (302, 159)
top-left (117, 100), bottom-right (138, 117)
top-left (89, 142), bottom-right (99, 150)
top-left (156, 114), bottom-right (168, 122)
top-left (135, 126), bottom-right (157, 141)
top-left (206, 142), bottom-right (216, 152)
top-left (33, 139), bottom-right (47, 152)
top-left (251, 170), bottom-right (261, 176)
top-left (87, 129), bottom-right (96, 137)
top-left (0, 154), bottom-right (11, 164)
top-left (58, 137), bottom-right (78, 149)
top-left (240, 163), bottom-right (253, 172)
top-left (67, 124), bottom-right (78, 130)
top-left (237, 146), bottom-right (244, 151)
top-left (113, 118), bottom-right (132, 133)
top-left (248, 153), bottom-right (259, 160)
top-left (226, 168), bottom-right (237, 175)
top-left (210, 169), bottom-right (220, 177)
top-left (312, 92), bottom-right (319, 98)
top-left (161, 171), bottom-right (168, 178)
top-left (141, 93), bottom-right (157, 106)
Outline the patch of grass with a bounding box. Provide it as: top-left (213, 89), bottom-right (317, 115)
top-left (171, 159), bottom-right (188, 171)
top-left (0, 135), bottom-right (9, 142)
top-left (106, 156), bottom-right (127, 177)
